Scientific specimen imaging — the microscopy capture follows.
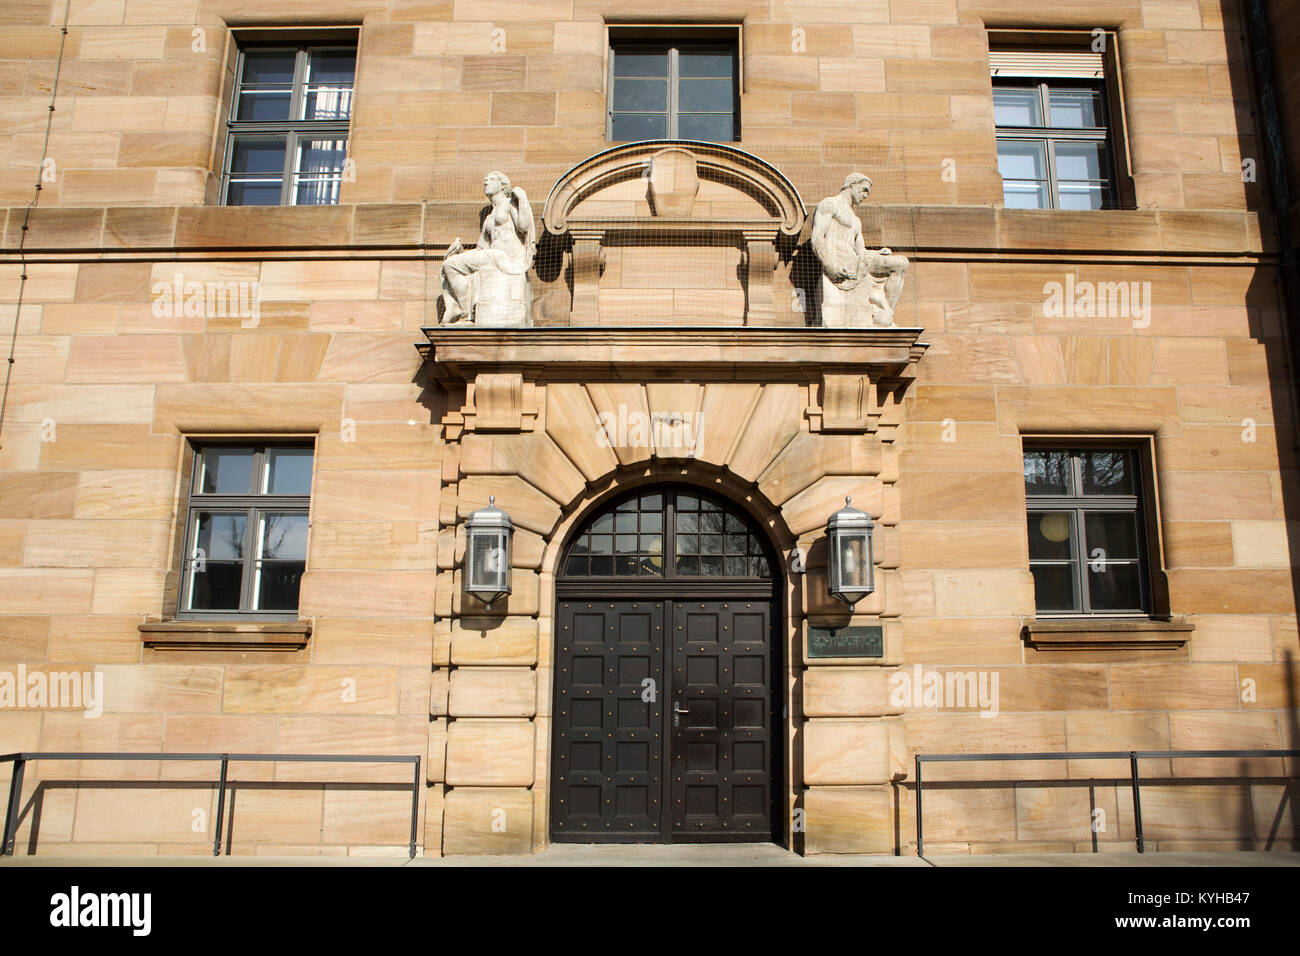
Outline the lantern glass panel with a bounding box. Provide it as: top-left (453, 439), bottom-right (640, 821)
top-left (836, 530), bottom-right (872, 593)
top-left (469, 529), bottom-right (508, 596)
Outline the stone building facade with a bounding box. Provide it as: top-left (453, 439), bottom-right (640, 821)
top-left (0, 0), bottom-right (1297, 857)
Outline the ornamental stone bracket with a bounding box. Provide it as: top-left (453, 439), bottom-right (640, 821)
top-left (540, 141), bottom-right (807, 326)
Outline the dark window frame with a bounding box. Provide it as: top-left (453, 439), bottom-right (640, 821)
top-left (994, 77), bottom-right (1118, 210)
top-left (178, 442), bottom-right (313, 621)
top-left (221, 39), bottom-right (355, 206)
top-left (607, 31), bottom-right (740, 143)
top-left (1024, 443), bottom-right (1153, 617)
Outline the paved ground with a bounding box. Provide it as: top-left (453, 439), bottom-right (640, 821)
top-left (2, 846), bottom-right (1297, 867)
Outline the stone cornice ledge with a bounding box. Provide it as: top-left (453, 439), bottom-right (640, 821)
top-left (420, 326), bottom-right (928, 383)
top-left (139, 619), bottom-right (312, 650)
top-left (1022, 616), bottom-right (1193, 651)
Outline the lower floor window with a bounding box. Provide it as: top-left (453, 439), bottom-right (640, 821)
top-left (181, 443), bottom-right (312, 616)
top-left (1024, 445), bottom-right (1149, 614)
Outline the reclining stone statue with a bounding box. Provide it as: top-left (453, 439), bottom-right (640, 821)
top-left (440, 170), bottom-right (536, 327)
top-left (810, 172), bottom-right (908, 327)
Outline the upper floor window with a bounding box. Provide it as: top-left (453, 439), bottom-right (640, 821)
top-left (222, 40), bottom-right (356, 205)
top-left (608, 31), bottom-right (738, 142)
top-left (991, 44), bottom-right (1120, 210)
top-left (1024, 445), bottom-right (1150, 615)
top-left (180, 443), bottom-right (313, 617)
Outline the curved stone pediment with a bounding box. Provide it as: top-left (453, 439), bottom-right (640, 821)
top-left (542, 140), bottom-right (806, 238)
top-left (537, 142), bottom-right (808, 326)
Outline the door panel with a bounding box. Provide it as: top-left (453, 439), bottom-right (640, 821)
top-left (552, 600), bottom-right (666, 841)
top-left (669, 600), bottom-right (773, 841)
top-left (552, 595), bottom-right (775, 843)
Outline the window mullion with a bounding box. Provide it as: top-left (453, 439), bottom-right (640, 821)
top-left (221, 131), bottom-right (236, 205)
top-left (1040, 84), bottom-right (1055, 210)
top-left (282, 133), bottom-right (297, 206)
top-left (668, 46), bottom-right (679, 139)
top-left (254, 446), bottom-right (267, 495)
top-left (237, 506), bottom-right (256, 611)
top-left (181, 508), bottom-right (198, 611)
top-left (285, 48), bottom-right (307, 206)
top-left (606, 44), bottom-right (615, 139)
top-left (1073, 508), bottom-right (1089, 613)
top-left (1045, 137), bottom-right (1061, 210)
top-left (230, 48), bottom-right (246, 123)
top-left (665, 497), bottom-right (676, 579)
top-left (290, 46), bottom-right (308, 124)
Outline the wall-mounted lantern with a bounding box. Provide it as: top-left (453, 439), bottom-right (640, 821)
top-left (464, 495), bottom-right (513, 610)
top-left (827, 496), bottom-right (874, 605)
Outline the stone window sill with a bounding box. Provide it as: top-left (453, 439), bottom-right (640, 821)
top-left (139, 619), bottom-right (312, 650)
top-left (1022, 616), bottom-right (1192, 650)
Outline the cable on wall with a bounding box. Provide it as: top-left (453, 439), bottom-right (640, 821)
top-left (0, 0), bottom-right (72, 451)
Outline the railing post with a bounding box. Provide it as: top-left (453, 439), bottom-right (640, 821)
top-left (410, 756), bottom-right (421, 860)
top-left (212, 754), bottom-right (229, 857)
top-left (1130, 751), bottom-right (1144, 853)
top-left (914, 754), bottom-right (924, 858)
top-left (3, 757), bottom-right (26, 856)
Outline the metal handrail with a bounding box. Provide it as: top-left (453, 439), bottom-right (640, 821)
top-left (1, 751), bottom-right (422, 859)
top-left (914, 748), bottom-right (1300, 857)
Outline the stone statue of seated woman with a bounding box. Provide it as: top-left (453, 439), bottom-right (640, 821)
top-left (440, 171), bottom-right (537, 327)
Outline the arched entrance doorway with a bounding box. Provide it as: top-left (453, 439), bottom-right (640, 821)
top-left (550, 485), bottom-right (782, 844)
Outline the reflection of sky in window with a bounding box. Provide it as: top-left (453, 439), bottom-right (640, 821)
top-left (243, 51), bottom-right (295, 84)
top-left (265, 447), bottom-right (314, 494)
top-left (1049, 91), bottom-right (1101, 128)
top-left (201, 447), bottom-right (255, 494)
top-left (196, 512), bottom-right (246, 559)
top-left (231, 137), bottom-right (285, 175)
top-left (997, 141), bottom-right (1045, 179)
top-left (1056, 142), bottom-right (1104, 180)
top-left (261, 513), bottom-right (308, 560)
top-left (993, 89), bottom-right (1041, 126)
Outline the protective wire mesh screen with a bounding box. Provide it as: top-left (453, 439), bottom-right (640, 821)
top-left (417, 145), bottom-right (920, 329)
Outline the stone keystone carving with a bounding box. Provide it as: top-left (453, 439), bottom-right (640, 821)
top-left (811, 173), bottom-right (908, 328)
top-left (440, 171), bottom-right (537, 327)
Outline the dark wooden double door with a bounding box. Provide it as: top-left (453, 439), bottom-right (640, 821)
top-left (551, 595), bottom-right (778, 843)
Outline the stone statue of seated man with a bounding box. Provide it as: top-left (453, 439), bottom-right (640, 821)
top-left (440, 171), bottom-right (537, 327)
top-left (811, 172), bottom-right (908, 327)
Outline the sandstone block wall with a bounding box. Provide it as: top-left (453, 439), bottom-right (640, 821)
top-left (0, 0), bottom-right (1295, 856)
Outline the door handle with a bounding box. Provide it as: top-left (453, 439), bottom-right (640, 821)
top-left (673, 703), bottom-right (688, 727)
